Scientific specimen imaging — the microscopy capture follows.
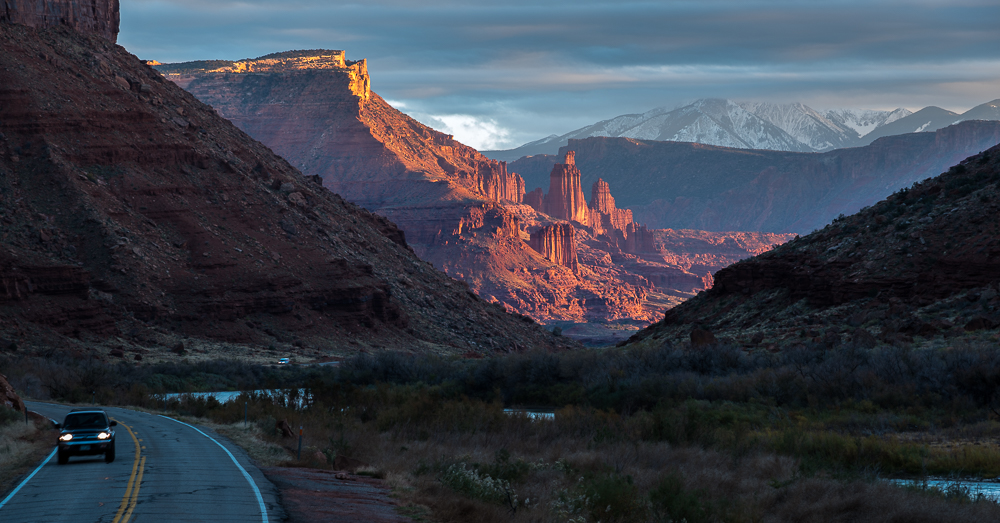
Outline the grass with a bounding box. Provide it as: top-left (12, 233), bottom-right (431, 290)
top-left (0, 411), bottom-right (56, 499)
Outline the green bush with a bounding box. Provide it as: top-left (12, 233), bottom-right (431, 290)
top-left (584, 473), bottom-right (647, 522)
top-left (649, 472), bottom-right (710, 523)
top-left (440, 462), bottom-right (516, 506)
top-left (0, 405), bottom-right (22, 426)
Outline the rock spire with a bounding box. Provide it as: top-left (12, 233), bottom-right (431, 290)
top-left (543, 151), bottom-right (589, 225)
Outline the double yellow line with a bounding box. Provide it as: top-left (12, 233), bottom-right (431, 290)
top-left (112, 420), bottom-right (145, 523)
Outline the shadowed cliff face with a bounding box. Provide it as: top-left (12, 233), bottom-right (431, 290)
top-left (0, 24), bottom-right (575, 361)
top-left (625, 143), bottom-right (1000, 349)
top-left (0, 0), bottom-right (118, 42)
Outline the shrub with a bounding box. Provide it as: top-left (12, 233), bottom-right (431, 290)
top-left (440, 462), bottom-right (517, 507)
top-left (583, 473), bottom-right (647, 522)
top-left (649, 472), bottom-right (711, 523)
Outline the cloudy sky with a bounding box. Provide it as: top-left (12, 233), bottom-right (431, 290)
top-left (121, 0), bottom-right (1000, 150)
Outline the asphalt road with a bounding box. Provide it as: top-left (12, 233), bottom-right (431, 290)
top-left (0, 401), bottom-right (283, 522)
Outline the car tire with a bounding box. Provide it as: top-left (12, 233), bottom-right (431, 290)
top-left (105, 443), bottom-right (115, 463)
top-left (57, 449), bottom-right (68, 465)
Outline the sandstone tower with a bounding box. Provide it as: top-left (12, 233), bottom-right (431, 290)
top-left (543, 151), bottom-right (589, 225)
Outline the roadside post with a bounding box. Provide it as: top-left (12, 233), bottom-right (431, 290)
top-left (244, 401), bottom-right (248, 427)
top-left (298, 426), bottom-right (303, 460)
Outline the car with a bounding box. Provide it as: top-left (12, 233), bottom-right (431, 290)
top-left (277, 357), bottom-right (290, 365)
top-left (55, 409), bottom-right (117, 464)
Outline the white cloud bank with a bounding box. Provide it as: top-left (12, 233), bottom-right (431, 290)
top-left (411, 114), bottom-right (513, 151)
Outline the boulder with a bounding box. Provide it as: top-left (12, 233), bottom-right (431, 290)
top-left (1, 373), bottom-right (25, 412)
top-left (276, 418), bottom-right (295, 438)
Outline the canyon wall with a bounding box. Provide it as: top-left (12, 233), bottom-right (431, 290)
top-left (159, 51), bottom-right (797, 325)
top-left (0, 23), bottom-right (572, 359)
top-left (161, 53), bottom-right (523, 209)
top-left (528, 223), bottom-right (579, 274)
top-left (1, 0), bottom-right (118, 41)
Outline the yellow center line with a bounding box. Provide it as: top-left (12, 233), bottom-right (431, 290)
top-left (111, 420), bottom-right (145, 523)
top-left (121, 456), bottom-right (146, 523)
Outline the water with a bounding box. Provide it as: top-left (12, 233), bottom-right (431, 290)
top-left (503, 409), bottom-right (554, 420)
top-left (888, 478), bottom-right (1000, 502)
top-left (161, 389), bottom-right (309, 407)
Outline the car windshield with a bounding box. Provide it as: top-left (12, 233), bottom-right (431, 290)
top-left (63, 413), bottom-right (108, 430)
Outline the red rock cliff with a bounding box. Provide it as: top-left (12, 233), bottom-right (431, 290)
top-left (528, 223), bottom-right (579, 274)
top-left (1, 0), bottom-right (119, 42)
top-left (160, 53), bottom-right (524, 208)
top-left (588, 178), bottom-right (634, 237)
top-left (0, 24), bottom-right (572, 358)
top-left (543, 151), bottom-right (589, 225)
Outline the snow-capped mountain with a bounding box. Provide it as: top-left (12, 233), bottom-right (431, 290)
top-left (824, 108), bottom-right (912, 139)
top-left (737, 101), bottom-right (861, 151)
top-left (483, 99), bottom-right (1000, 162)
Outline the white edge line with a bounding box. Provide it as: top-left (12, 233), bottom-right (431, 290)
top-left (159, 415), bottom-right (268, 523)
top-left (0, 448), bottom-right (57, 510)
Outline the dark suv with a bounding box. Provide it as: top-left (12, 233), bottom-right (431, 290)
top-left (55, 409), bottom-right (117, 464)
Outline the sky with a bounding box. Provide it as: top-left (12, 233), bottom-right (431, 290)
top-left (121, 0), bottom-right (1000, 151)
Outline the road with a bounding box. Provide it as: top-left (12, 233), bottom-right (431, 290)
top-left (0, 401), bottom-right (283, 522)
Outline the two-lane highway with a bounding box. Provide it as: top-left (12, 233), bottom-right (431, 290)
top-left (1, 402), bottom-right (283, 522)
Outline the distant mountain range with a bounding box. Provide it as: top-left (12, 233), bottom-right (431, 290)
top-left (508, 120), bottom-right (1000, 234)
top-left (484, 98), bottom-right (1000, 162)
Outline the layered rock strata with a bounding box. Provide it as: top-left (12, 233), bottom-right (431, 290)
top-left (0, 24), bottom-right (573, 359)
top-left (159, 52), bottom-right (524, 209)
top-left (528, 223), bottom-right (579, 274)
top-left (543, 152), bottom-right (589, 225)
top-left (1, 0), bottom-right (118, 42)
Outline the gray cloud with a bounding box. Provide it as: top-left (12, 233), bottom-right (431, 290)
top-left (122, 0), bottom-right (1000, 149)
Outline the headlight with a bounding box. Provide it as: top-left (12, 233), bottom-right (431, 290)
top-left (59, 434), bottom-right (73, 441)
top-left (97, 432), bottom-right (111, 440)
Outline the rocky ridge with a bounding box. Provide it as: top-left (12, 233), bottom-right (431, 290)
top-left (625, 142), bottom-right (1000, 350)
top-left (0, 22), bottom-right (574, 361)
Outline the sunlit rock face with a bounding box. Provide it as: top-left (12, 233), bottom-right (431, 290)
top-left (0, 0), bottom-right (119, 42)
top-left (528, 223), bottom-right (579, 275)
top-left (543, 152), bottom-right (589, 225)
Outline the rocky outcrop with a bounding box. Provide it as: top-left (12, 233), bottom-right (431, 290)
top-left (509, 122), bottom-right (1000, 234)
top-left (528, 223), bottom-right (579, 274)
top-left (1, 373), bottom-right (25, 412)
top-left (543, 152), bottom-right (589, 225)
top-left (589, 178), bottom-right (633, 233)
top-left (0, 23), bottom-right (574, 359)
top-left (1, 0), bottom-right (119, 42)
